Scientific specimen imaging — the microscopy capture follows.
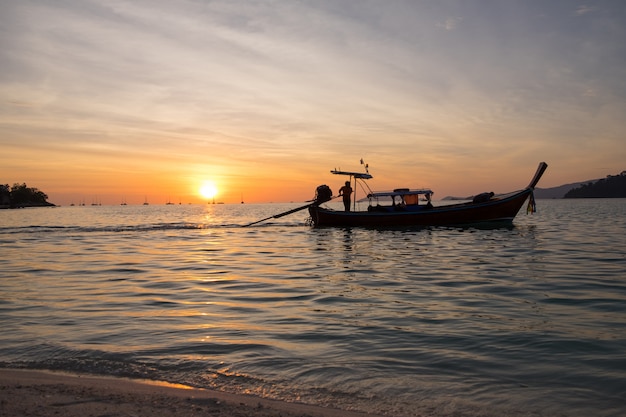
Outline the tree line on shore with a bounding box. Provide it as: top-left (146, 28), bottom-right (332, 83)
top-left (0, 183), bottom-right (55, 208)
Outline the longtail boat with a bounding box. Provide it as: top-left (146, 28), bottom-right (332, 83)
top-left (307, 162), bottom-right (548, 228)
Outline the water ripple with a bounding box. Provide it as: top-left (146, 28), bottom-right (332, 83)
top-left (1, 201), bottom-right (625, 417)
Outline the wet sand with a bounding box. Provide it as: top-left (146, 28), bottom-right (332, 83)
top-left (0, 368), bottom-right (383, 417)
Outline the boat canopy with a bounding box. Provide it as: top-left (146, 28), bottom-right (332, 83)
top-left (330, 170), bottom-right (373, 179)
top-left (368, 188), bottom-right (433, 198)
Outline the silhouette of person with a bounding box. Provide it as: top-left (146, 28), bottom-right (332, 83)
top-left (339, 181), bottom-right (353, 211)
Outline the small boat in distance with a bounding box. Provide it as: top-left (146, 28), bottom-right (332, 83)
top-left (307, 162), bottom-right (548, 228)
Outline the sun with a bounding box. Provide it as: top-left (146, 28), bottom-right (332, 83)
top-left (199, 181), bottom-right (218, 200)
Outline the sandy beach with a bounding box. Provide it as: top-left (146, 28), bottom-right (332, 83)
top-left (0, 369), bottom-right (383, 417)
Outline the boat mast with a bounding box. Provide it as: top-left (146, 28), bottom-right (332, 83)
top-left (330, 159), bottom-right (373, 211)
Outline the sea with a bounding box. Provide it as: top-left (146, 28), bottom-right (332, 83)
top-left (0, 199), bottom-right (624, 417)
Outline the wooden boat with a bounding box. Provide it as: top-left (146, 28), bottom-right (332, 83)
top-left (307, 162), bottom-right (548, 227)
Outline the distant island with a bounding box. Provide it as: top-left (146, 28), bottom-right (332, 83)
top-left (563, 171), bottom-right (626, 198)
top-left (0, 183), bottom-right (55, 209)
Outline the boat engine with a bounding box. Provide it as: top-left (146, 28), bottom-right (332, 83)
top-left (314, 184), bottom-right (333, 204)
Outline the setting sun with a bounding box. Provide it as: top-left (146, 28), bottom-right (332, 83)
top-left (199, 181), bottom-right (218, 200)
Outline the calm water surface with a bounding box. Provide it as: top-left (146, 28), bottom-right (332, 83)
top-left (1, 199), bottom-right (625, 417)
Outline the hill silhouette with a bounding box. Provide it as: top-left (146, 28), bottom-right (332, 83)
top-left (533, 181), bottom-right (595, 199)
top-left (564, 172), bottom-right (626, 198)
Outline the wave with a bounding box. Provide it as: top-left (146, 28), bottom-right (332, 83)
top-left (0, 223), bottom-right (234, 235)
top-left (0, 221), bottom-right (311, 236)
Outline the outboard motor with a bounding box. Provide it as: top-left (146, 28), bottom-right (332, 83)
top-left (314, 184), bottom-right (333, 205)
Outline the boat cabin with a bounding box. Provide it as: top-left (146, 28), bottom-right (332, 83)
top-left (367, 188), bottom-right (434, 212)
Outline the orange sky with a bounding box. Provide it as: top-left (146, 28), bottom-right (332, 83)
top-left (2, 1), bottom-right (625, 205)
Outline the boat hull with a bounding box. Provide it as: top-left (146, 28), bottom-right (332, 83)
top-left (308, 188), bottom-right (533, 227)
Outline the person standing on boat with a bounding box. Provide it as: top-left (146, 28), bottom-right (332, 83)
top-left (339, 181), bottom-right (353, 211)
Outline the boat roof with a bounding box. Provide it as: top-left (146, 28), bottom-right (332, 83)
top-left (330, 170), bottom-right (373, 179)
top-left (368, 188), bottom-right (433, 198)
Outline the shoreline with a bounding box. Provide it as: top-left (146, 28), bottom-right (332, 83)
top-left (0, 368), bottom-right (384, 417)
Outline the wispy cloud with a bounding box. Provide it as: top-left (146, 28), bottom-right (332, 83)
top-left (574, 5), bottom-right (596, 16)
top-left (437, 16), bottom-right (463, 31)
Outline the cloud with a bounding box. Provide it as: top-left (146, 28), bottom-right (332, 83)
top-left (437, 16), bottom-right (463, 31)
top-left (574, 5), bottom-right (596, 16)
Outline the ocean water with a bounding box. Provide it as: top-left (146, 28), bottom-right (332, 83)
top-left (0, 199), bottom-right (625, 417)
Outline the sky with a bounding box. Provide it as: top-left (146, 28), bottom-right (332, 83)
top-left (1, 0), bottom-right (625, 205)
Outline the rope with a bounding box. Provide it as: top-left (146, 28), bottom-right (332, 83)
top-left (526, 191), bottom-right (537, 214)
